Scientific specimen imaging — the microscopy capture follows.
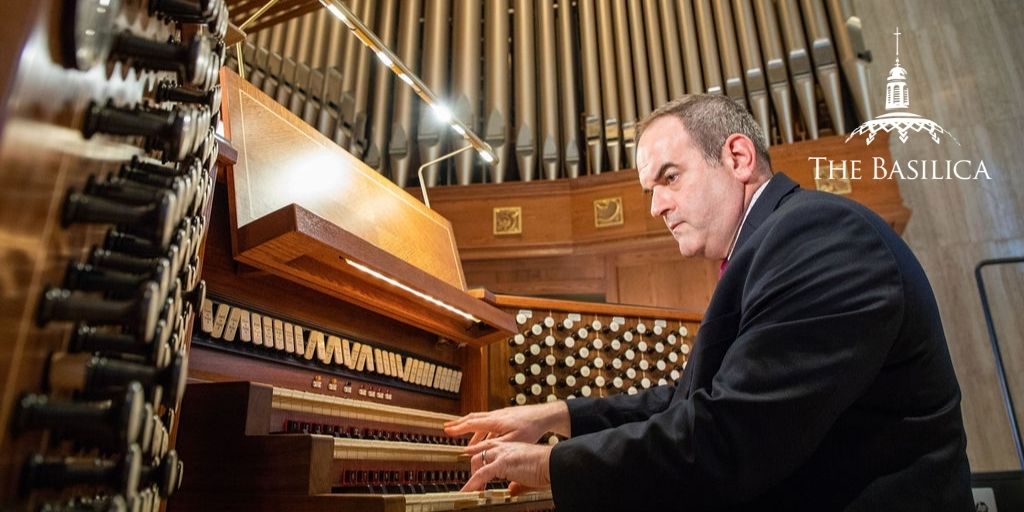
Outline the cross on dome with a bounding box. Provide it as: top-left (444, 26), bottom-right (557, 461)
top-left (893, 27), bottom-right (902, 64)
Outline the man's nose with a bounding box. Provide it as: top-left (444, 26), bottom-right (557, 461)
top-left (650, 188), bottom-right (671, 219)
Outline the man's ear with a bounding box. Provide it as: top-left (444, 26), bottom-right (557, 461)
top-left (721, 134), bottom-right (757, 183)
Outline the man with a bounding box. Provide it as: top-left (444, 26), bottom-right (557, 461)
top-left (444, 95), bottom-right (972, 511)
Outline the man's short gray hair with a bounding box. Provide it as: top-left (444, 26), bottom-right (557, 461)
top-left (635, 94), bottom-right (772, 173)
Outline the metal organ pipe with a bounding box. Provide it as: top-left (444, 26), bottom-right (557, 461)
top-left (675, 0), bottom-right (704, 95)
top-left (538, 0), bottom-right (563, 180)
top-left (694, 0), bottom-right (724, 96)
top-left (388, 0), bottom-right (424, 187)
top-left (349, 0), bottom-right (378, 156)
top-left (513, 0), bottom-right (538, 182)
top-left (577, 0), bottom-right (606, 175)
top-left (656, 0), bottom-right (686, 99)
top-left (825, 0), bottom-right (874, 123)
top-left (641, 0), bottom-right (669, 107)
top-left (732, 0), bottom-right (771, 143)
top-left (364, 0), bottom-right (399, 173)
top-left (451, 0), bottom-right (482, 185)
top-left (776, 0), bottom-right (819, 139)
top-left (418, 0), bottom-right (452, 187)
top-left (337, 0), bottom-right (367, 148)
top-left (301, 11), bottom-right (330, 128)
top-left (712, 0), bottom-right (747, 108)
top-left (483, 0), bottom-right (512, 183)
top-left (309, 10), bottom-right (329, 69)
top-left (595, 0), bottom-right (622, 170)
top-left (324, 7), bottom-right (346, 70)
top-left (611, 0), bottom-right (638, 168)
top-left (557, 0), bottom-right (583, 179)
top-left (753, 0), bottom-right (795, 144)
top-left (626, 0), bottom-right (653, 121)
top-left (801, 0), bottom-right (846, 135)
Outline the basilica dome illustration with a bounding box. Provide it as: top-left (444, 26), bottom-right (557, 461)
top-left (846, 28), bottom-right (959, 145)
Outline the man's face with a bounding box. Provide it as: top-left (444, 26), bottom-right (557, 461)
top-left (636, 116), bottom-right (745, 260)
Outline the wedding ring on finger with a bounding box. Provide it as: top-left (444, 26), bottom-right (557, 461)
top-left (482, 449), bottom-right (488, 465)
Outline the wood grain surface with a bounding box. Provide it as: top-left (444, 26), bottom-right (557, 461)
top-left (222, 69), bottom-right (467, 291)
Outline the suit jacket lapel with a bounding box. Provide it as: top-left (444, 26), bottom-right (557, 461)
top-left (732, 173), bottom-right (801, 256)
top-left (680, 174), bottom-right (800, 398)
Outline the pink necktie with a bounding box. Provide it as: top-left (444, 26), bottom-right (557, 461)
top-left (719, 259), bottom-right (728, 278)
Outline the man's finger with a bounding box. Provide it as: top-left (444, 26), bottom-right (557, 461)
top-left (470, 451), bottom-right (485, 474)
top-left (446, 411), bottom-right (486, 424)
top-left (461, 462), bottom-right (500, 492)
top-left (495, 431), bottom-right (519, 444)
top-left (508, 481), bottom-right (538, 497)
top-left (508, 481), bottom-right (523, 496)
top-left (443, 411), bottom-right (487, 431)
top-left (443, 421), bottom-right (471, 436)
top-left (467, 430), bottom-right (487, 447)
top-left (462, 439), bottom-right (496, 456)
top-left (444, 416), bottom-right (496, 437)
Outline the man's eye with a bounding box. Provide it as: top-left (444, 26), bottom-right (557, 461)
top-left (665, 173), bottom-right (678, 183)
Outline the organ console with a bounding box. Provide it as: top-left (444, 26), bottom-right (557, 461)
top-left (0, 2), bottom-right (906, 511)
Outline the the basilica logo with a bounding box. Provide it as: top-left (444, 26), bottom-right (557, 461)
top-left (810, 27), bottom-right (989, 181)
top-left (846, 28), bottom-right (959, 146)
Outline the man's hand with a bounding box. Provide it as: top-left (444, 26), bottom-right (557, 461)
top-left (460, 440), bottom-right (552, 494)
top-left (443, 401), bottom-right (571, 448)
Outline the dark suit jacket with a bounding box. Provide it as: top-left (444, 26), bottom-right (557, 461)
top-left (550, 173), bottom-right (972, 511)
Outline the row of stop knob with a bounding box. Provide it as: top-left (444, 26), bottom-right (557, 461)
top-left (15, 1), bottom-right (229, 508)
top-left (509, 334), bottom-right (691, 363)
top-left (507, 333), bottom-right (692, 382)
top-left (63, 0), bottom-right (228, 89)
top-left (514, 315), bottom-right (689, 338)
top-left (506, 313), bottom-right (696, 405)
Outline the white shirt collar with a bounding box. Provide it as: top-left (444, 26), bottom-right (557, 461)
top-left (726, 180), bottom-right (770, 261)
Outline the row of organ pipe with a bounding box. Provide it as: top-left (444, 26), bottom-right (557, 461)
top-left (225, 0), bottom-right (875, 187)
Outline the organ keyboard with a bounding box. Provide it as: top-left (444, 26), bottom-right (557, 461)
top-left (173, 381), bottom-right (553, 512)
